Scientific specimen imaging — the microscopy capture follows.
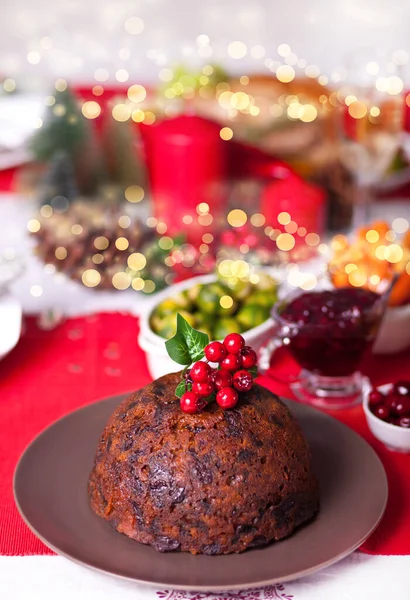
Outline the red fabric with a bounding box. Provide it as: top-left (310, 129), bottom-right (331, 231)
top-left (0, 313), bottom-right (410, 557)
top-left (0, 167), bottom-right (19, 192)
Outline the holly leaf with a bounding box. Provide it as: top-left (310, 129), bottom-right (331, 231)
top-left (249, 366), bottom-right (258, 378)
top-left (175, 380), bottom-right (187, 398)
top-left (165, 313), bottom-right (209, 365)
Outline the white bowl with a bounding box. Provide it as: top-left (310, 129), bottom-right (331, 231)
top-left (0, 291), bottom-right (22, 360)
top-left (363, 384), bottom-right (410, 453)
top-left (138, 274), bottom-right (277, 380)
top-left (373, 304), bottom-right (410, 355)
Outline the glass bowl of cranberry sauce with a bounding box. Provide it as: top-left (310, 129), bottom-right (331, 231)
top-left (271, 287), bottom-right (385, 408)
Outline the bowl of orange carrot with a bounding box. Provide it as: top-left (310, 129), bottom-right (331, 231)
top-left (328, 220), bottom-right (410, 354)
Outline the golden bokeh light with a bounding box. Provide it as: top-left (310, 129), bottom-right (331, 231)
top-left (127, 84), bottom-right (147, 103)
top-left (220, 127), bottom-right (233, 140)
top-left (348, 269), bottom-right (367, 287)
top-left (299, 104), bottom-right (318, 122)
top-left (115, 237), bottom-right (129, 251)
top-left (27, 219), bottom-right (41, 233)
top-left (94, 236), bottom-right (109, 250)
top-left (157, 222), bottom-right (168, 234)
top-left (276, 233), bottom-right (295, 251)
top-left (365, 229), bottom-right (379, 243)
top-left (250, 213), bottom-right (266, 227)
top-left (277, 211), bottom-right (291, 225)
top-left (231, 260), bottom-right (250, 278)
top-left (132, 277), bottom-right (145, 291)
top-left (82, 269), bottom-right (101, 287)
top-left (92, 254), bottom-right (104, 264)
top-left (132, 109), bottom-right (145, 122)
top-left (81, 101), bottom-right (101, 119)
top-left (182, 215), bottom-right (193, 225)
top-left (220, 295), bottom-right (234, 309)
top-left (305, 233), bottom-right (320, 247)
top-left (143, 280), bottom-right (156, 294)
top-left (146, 217), bottom-right (158, 227)
top-left (128, 252), bottom-right (147, 270)
top-left (196, 202), bottom-right (210, 214)
top-left (202, 233), bottom-right (214, 243)
top-left (297, 226), bottom-right (307, 237)
top-left (30, 285), bottom-right (43, 297)
top-left (112, 103), bottom-right (131, 122)
top-left (125, 185), bottom-right (144, 203)
top-left (348, 101), bottom-right (367, 119)
top-left (385, 244), bottom-right (404, 263)
top-left (227, 209), bottom-right (247, 228)
top-left (276, 65), bottom-right (295, 83)
top-left (158, 236), bottom-right (174, 250)
top-left (375, 245), bottom-right (387, 260)
top-left (55, 246), bottom-right (67, 260)
top-left (227, 41), bottom-right (247, 59)
top-left (112, 272), bottom-right (131, 290)
top-left (285, 221), bottom-right (298, 234)
top-left (71, 224), bottom-right (83, 235)
top-left (40, 204), bottom-right (53, 218)
top-left (118, 215), bottom-right (131, 228)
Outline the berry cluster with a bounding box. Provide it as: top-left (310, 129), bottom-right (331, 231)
top-left (180, 333), bottom-right (258, 414)
top-left (369, 381), bottom-right (410, 428)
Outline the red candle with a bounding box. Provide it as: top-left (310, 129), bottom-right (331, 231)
top-left (141, 115), bottom-right (227, 243)
top-left (260, 173), bottom-right (326, 238)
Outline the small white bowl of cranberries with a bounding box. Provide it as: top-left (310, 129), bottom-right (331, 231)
top-left (364, 381), bottom-right (410, 452)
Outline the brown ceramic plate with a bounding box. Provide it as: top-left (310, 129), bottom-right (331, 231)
top-left (14, 394), bottom-right (387, 591)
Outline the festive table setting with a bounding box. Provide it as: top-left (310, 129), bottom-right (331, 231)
top-left (4, 3), bottom-right (410, 599)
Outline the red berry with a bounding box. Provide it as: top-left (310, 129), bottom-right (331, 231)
top-left (399, 416), bottom-right (410, 428)
top-left (240, 346), bottom-right (257, 369)
top-left (384, 393), bottom-right (399, 413)
top-left (180, 392), bottom-right (203, 414)
top-left (212, 369), bottom-right (233, 390)
top-left (374, 405), bottom-right (390, 421)
top-left (223, 333), bottom-right (245, 355)
top-left (192, 381), bottom-right (214, 398)
top-left (204, 341), bottom-right (227, 363)
top-left (220, 353), bottom-right (241, 372)
top-left (190, 361), bottom-right (210, 383)
top-left (387, 416), bottom-right (399, 426)
top-left (368, 389), bottom-right (384, 407)
top-left (233, 369), bottom-right (253, 392)
top-left (395, 398), bottom-right (410, 416)
top-left (216, 387), bottom-right (238, 409)
top-left (393, 381), bottom-right (410, 396)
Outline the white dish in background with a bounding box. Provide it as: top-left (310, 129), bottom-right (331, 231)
top-left (0, 292), bottom-right (22, 360)
top-left (363, 384), bottom-right (410, 453)
top-left (138, 274), bottom-right (277, 380)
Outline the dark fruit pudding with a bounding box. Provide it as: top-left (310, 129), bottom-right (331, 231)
top-left (368, 382), bottom-right (410, 428)
top-left (275, 288), bottom-right (383, 377)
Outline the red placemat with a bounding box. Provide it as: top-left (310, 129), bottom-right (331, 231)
top-left (1, 313), bottom-right (410, 556)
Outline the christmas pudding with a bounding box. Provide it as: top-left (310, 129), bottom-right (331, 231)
top-left (89, 320), bottom-right (319, 554)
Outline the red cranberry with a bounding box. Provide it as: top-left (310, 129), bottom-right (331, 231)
top-left (393, 381), bottom-right (410, 396)
top-left (221, 353), bottom-right (241, 372)
top-left (399, 416), bottom-right (410, 428)
top-left (368, 389), bottom-right (384, 407)
top-left (374, 405), bottom-right (390, 421)
top-left (190, 361), bottom-right (210, 383)
top-left (180, 392), bottom-right (203, 414)
top-left (212, 369), bottom-right (233, 390)
top-left (387, 416), bottom-right (399, 426)
top-left (204, 341), bottom-right (226, 363)
top-left (395, 398), bottom-right (410, 416)
top-left (223, 333), bottom-right (245, 355)
top-left (216, 387), bottom-right (238, 409)
top-left (233, 369), bottom-right (253, 392)
top-left (384, 393), bottom-right (399, 413)
top-left (240, 346), bottom-right (257, 369)
top-left (192, 381), bottom-right (214, 398)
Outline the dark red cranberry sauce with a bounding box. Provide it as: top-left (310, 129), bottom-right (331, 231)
top-left (277, 288), bottom-right (381, 377)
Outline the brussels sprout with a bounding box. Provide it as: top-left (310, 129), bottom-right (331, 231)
top-left (170, 291), bottom-right (191, 310)
top-left (185, 283), bottom-right (202, 303)
top-left (228, 279), bottom-right (252, 301)
top-left (196, 282), bottom-right (229, 314)
top-left (154, 310), bottom-right (195, 339)
top-left (155, 298), bottom-right (181, 319)
top-left (237, 304), bottom-right (269, 330)
top-left (213, 318), bottom-right (243, 340)
top-left (244, 288), bottom-right (278, 310)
